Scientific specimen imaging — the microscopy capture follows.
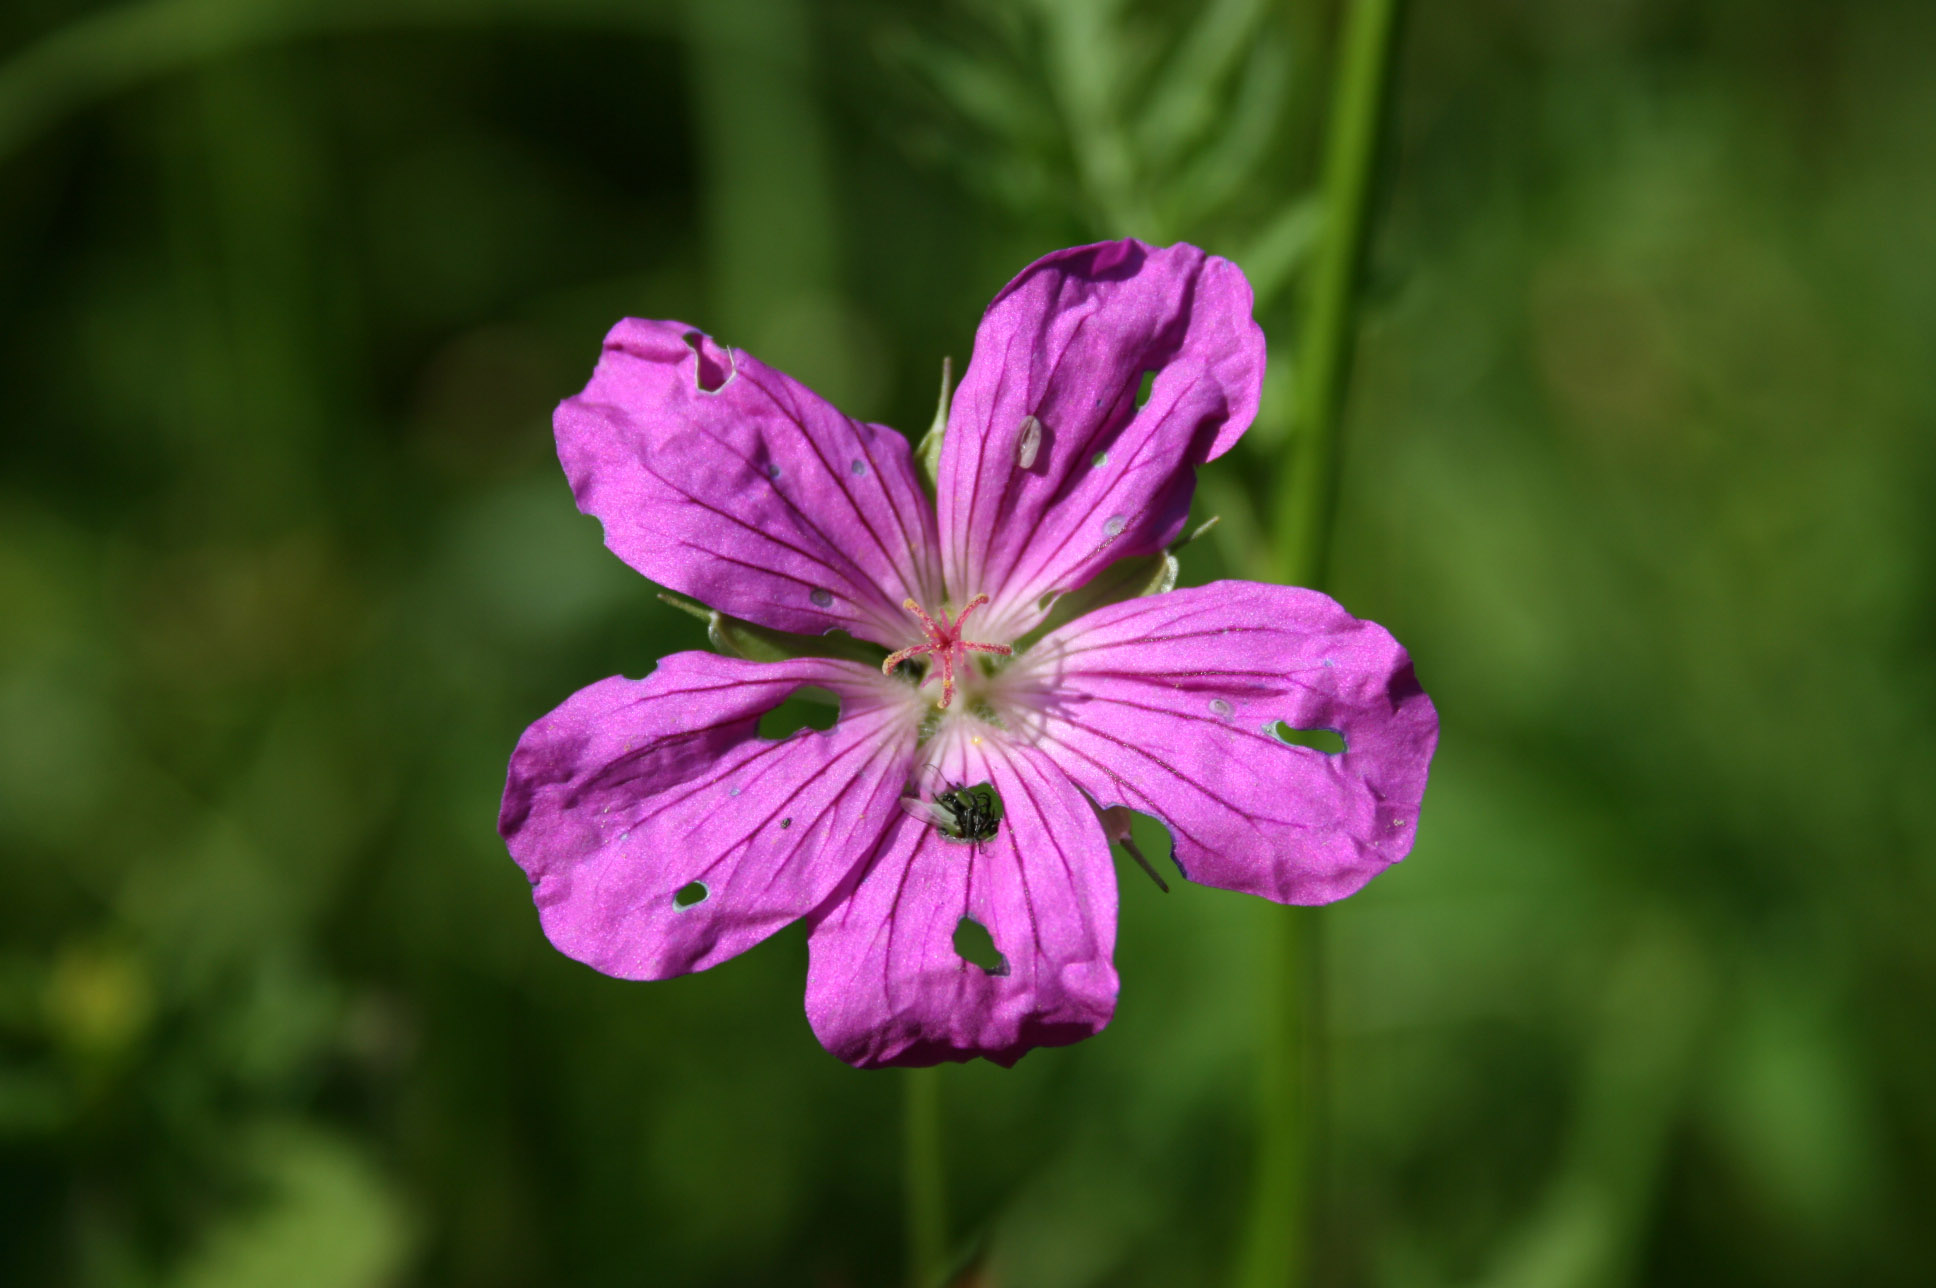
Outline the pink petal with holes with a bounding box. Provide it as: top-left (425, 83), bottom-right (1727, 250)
top-left (1001, 581), bottom-right (1438, 904)
top-left (803, 734), bottom-right (1118, 1068)
top-left (555, 319), bottom-right (942, 648)
top-left (500, 652), bottom-right (923, 979)
top-left (936, 241), bottom-right (1265, 639)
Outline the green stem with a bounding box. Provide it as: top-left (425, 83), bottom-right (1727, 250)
top-left (904, 1065), bottom-right (948, 1288)
top-left (1235, 906), bottom-right (1316, 1288)
top-left (1241, 2), bottom-right (1404, 1287)
top-left (1273, 0), bottom-right (1404, 592)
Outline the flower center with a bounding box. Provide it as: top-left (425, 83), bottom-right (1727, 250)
top-left (881, 594), bottom-right (1013, 710)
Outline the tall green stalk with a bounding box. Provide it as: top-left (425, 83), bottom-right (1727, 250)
top-left (1274, 0), bottom-right (1404, 593)
top-left (1237, 1), bottom-right (1405, 1286)
top-left (904, 1066), bottom-right (948, 1288)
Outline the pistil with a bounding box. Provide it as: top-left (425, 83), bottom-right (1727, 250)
top-left (882, 593), bottom-right (1013, 709)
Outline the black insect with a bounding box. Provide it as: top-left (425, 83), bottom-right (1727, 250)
top-left (900, 765), bottom-right (1003, 844)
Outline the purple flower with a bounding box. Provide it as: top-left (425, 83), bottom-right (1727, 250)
top-left (499, 240), bottom-right (1438, 1068)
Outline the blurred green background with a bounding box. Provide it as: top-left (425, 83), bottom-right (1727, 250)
top-left (3, 0), bottom-right (1933, 1284)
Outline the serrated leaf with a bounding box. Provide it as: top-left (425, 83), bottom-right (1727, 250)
top-left (1135, 0), bottom-right (1274, 169)
top-left (1166, 33), bottom-right (1292, 228)
top-left (894, 35), bottom-right (1058, 149)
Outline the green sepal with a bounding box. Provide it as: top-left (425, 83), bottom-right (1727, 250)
top-left (1010, 514), bottom-right (1219, 650)
top-left (708, 614), bottom-right (886, 668)
top-left (913, 355), bottom-right (952, 499)
top-left (1015, 550), bottom-right (1177, 651)
top-left (1173, 514), bottom-right (1221, 550)
top-left (656, 594), bottom-right (887, 669)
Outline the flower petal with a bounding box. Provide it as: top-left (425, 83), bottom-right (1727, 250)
top-left (1001, 582), bottom-right (1438, 904)
top-left (937, 241), bottom-right (1265, 638)
top-left (803, 731), bottom-right (1118, 1068)
top-left (499, 652), bottom-right (923, 980)
top-left (556, 320), bottom-right (942, 647)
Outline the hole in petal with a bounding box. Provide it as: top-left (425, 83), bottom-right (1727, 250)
top-left (682, 330), bottom-right (735, 393)
top-left (1267, 720), bottom-right (1345, 754)
top-left (1103, 515), bottom-right (1127, 537)
top-left (1135, 369), bottom-right (1157, 408)
top-left (809, 587), bottom-right (834, 608)
top-left (1092, 450), bottom-right (1109, 468)
top-left (850, 458), bottom-right (868, 476)
top-left (757, 687), bottom-right (840, 740)
top-left (953, 917), bottom-right (1009, 976)
top-left (673, 881), bottom-right (708, 909)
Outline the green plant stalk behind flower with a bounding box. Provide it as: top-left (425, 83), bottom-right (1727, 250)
top-left (1243, 1), bottom-right (1406, 1286)
top-left (905, 1065), bottom-right (947, 1287)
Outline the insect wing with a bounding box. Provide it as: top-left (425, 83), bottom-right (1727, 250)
top-left (899, 794), bottom-right (956, 831)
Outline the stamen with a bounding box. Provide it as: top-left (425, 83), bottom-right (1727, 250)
top-left (879, 594), bottom-right (1014, 709)
top-left (951, 593), bottom-right (991, 633)
top-left (937, 649), bottom-right (958, 710)
top-left (902, 597), bottom-right (944, 638)
top-left (880, 641), bottom-right (931, 674)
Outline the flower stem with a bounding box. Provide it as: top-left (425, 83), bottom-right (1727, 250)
top-left (1272, 0), bottom-right (1404, 593)
top-left (904, 1065), bottom-right (948, 1288)
top-left (1236, 907), bottom-right (1318, 1288)
top-left (1277, 0), bottom-right (1401, 588)
top-left (1244, 2), bottom-right (1405, 1287)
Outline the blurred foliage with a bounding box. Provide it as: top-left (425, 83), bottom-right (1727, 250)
top-left (2, 0), bottom-right (1934, 1285)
